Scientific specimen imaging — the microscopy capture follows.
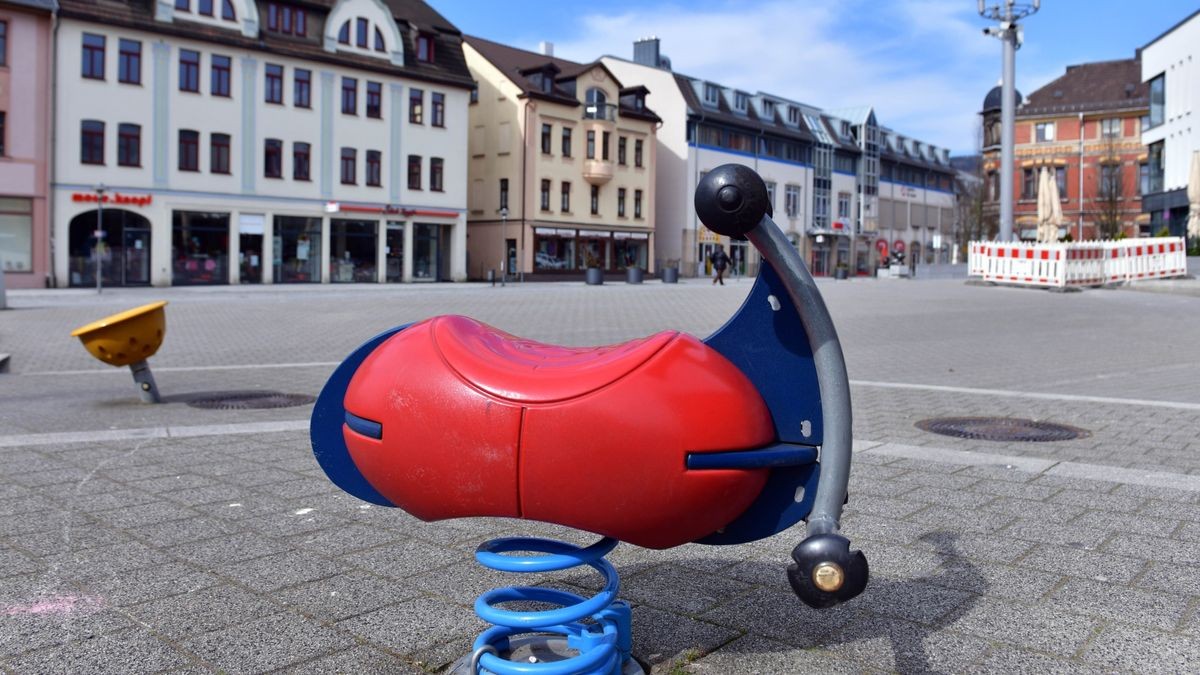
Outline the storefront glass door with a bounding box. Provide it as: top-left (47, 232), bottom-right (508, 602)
top-left (67, 209), bottom-right (152, 287)
top-left (385, 223), bottom-right (404, 282)
top-left (123, 228), bottom-right (151, 285)
top-left (413, 223), bottom-right (439, 281)
top-left (330, 219), bottom-right (378, 283)
top-left (274, 216), bottom-right (322, 283)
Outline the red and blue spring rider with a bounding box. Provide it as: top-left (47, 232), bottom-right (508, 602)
top-left (311, 165), bottom-right (869, 674)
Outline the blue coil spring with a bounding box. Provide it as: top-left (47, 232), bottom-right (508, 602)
top-left (471, 536), bottom-right (633, 675)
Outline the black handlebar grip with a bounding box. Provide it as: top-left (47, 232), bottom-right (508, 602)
top-left (694, 164), bottom-right (773, 241)
top-left (787, 533), bottom-right (869, 609)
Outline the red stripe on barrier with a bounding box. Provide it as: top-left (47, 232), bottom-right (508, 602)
top-left (1025, 250), bottom-right (1034, 260)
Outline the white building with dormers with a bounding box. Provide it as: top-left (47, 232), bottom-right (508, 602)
top-left (52, 0), bottom-right (472, 287)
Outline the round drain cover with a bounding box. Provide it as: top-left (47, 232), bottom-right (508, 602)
top-left (186, 391), bottom-right (315, 410)
top-left (916, 417), bottom-right (1089, 442)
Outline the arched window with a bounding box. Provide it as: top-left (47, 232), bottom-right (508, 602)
top-left (374, 27), bottom-right (385, 52)
top-left (221, 0), bottom-right (236, 20)
top-left (584, 88), bottom-right (608, 120)
top-left (338, 20), bottom-right (350, 45)
top-left (586, 88), bottom-right (606, 108)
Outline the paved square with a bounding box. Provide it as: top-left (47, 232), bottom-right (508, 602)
top-left (1, 275), bottom-right (1199, 673)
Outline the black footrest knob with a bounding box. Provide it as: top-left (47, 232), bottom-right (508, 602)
top-left (787, 533), bottom-right (869, 608)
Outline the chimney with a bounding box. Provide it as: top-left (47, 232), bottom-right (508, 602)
top-left (633, 37), bottom-right (660, 67)
top-left (539, 41), bottom-right (554, 57)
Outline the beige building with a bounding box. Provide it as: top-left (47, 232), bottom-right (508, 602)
top-left (463, 36), bottom-right (659, 279)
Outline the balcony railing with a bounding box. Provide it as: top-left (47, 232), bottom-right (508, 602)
top-left (583, 103), bottom-right (618, 122)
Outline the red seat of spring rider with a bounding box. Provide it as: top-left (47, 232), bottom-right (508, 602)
top-left (342, 315), bottom-right (776, 549)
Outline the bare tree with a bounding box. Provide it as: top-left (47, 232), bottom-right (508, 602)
top-left (1094, 135), bottom-right (1125, 239)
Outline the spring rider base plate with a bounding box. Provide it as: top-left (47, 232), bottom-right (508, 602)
top-left (448, 637), bottom-right (646, 675)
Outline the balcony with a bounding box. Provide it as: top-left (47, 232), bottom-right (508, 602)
top-left (583, 102), bottom-right (618, 122)
top-left (583, 159), bottom-right (613, 186)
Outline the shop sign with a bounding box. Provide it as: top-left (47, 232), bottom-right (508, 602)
top-left (892, 239), bottom-right (906, 253)
top-left (832, 220), bottom-right (847, 231)
top-left (72, 192), bottom-right (152, 207)
top-left (900, 186), bottom-right (918, 199)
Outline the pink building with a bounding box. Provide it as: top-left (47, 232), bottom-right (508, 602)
top-left (0, 0), bottom-right (55, 288)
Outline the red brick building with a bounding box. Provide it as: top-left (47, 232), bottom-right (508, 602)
top-left (981, 57), bottom-right (1150, 240)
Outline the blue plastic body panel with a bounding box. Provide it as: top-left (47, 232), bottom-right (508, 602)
top-left (309, 325), bottom-right (409, 507)
top-left (700, 262), bottom-right (825, 545)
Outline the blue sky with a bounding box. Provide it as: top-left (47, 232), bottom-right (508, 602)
top-left (434, 0), bottom-right (1198, 155)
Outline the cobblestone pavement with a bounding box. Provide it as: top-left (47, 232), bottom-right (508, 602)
top-left (1, 275), bottom-right (1199, 673)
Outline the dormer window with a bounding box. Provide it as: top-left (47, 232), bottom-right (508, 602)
top-left (787, 106), bottom-right (799, 125)
top-left (339, 18), bottom-right (387, 53)
top-left (762, 100), bottom-right (775, 117)
top-left (840, 121), bottom-right (851, 137)
top-left (540, 73), bottom-right (552, 93)
top-left (734, 92), bottom-right (748, 112)
top-left (267, 3), bottom-right (306, 36)
top-left (356, 18), bottom-right (368, 48)
top-left (634, 95), bottom-right (644, 111)
top-left (417, 33), bottom-right (435, 63)
top-left (375, 28), bottom-right (385, 51)
top-left (703, 83), bottom-right (718, 106)
top-left (175, 0), bottom-right (236, 22)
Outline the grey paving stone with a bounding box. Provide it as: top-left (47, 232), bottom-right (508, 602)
top-left (276, 569), bottom-right (422, 621)
top-left (1069, 510), bottom-right (1181, 538)
top-left (1081, 624), bottom-right (1200, 672)
top-left (181, 610), bottom-right (356, 673)
top-left (852, 576), bottom-right (978, 624)
top-left (1137, 498), bottom-right (1200, 522)
top-left (1132, 561), bottom-right (1200, 597)
top-left (699, 586), bottom-right (855, 648)
top-left (124, 584), bottom-right (283, 640)
top-left (928, 557), bottom-right (1062, 602)
top-left (982, 496), bottom-right (1087, 524)
top-left (129, 516), bottom-right (241, 548)
top-left (1016, 544), bottom-right (1147, 584)
top-left (1001, 520), bottom-right (1110, 550)
top-left (893, 485), bottom-right (997, 509)
top-left (1103, 532), bottom-right (1198, 565)
top-left (947, 597), bottom-right (1103, 655)
top-left (168, 531), bottom-right (291, 568)
top-left (4, 628), bottom-right (194, 675)
top-left (42, 541), bottom-right (176, 582)
top-left (1046, 577), bottom-right (1190, 631)
top-left (74, 562), bottom-right (220, 607)
top-left (685, 634), bottom-right (861, 675)
top-left (630, 605), bottom-right (740, 672)
top-left (92, 500), bottom-right (200, 529)
top-left (342, 538), bottom-right (467, 580)
top-left (0, 545), bottom-right (43, 578)
top-left (0, 604), bottom-right (134, 659)
top-left (971, 645), bottom-right (1112, 674)
top-left (910, 531), bottom-right (1035, 564)
top-left (220, 549), bottom-right (347, 592)
top-left (619, 564), bottom-right (754, 616)
top-left (284, 646), bottom-right (426, 675)
top-left (284, 523), bottom-right (407, 558)
top-left (337, 596), bottom-right (485, 656)
top-left (907, 504), bottom-right (1016, 535)
top-left (822, 611), bottom-right (991, 674)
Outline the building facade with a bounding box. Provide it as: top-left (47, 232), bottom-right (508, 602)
top-left (462, 37), bottom-right (659, 280)
top-left (980, 57), bottom-right (1150, 241)
top-left (876, 126), bottom-right (957, 266)
top-left (1140, 9), bottom-right (1199, 238)
top-left (53, 0), bottom-right (472, 288)
top-left (0, 0), bottom-right (55, 289)
top-left (603, 39), bottom-right (955, 277)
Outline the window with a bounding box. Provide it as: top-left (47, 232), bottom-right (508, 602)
top-left (366, 82), bottom-right (382, 118)
top-left (0, 21), bottom-right (6, 68)
top-left (342, 77), bottom-right (357, 115)
top-left (765, 182), bottom-right (776, 210)
top-left (211, 54), bottom-right (231, 97)
top-left (562, 128), bottom-right (572, 157)
top-left (0, 112), bottom-right (5, 156)
top-left (366, 150), bottom-right (382, 186)
top-left (1148, 74), bottom-right (1164, 128)
top-left (618, 137), bottom-right (626, 165)
top-left (703, 83), bottom-right (718, 105)
top-left (198, 0), bottom-right (212, 15)
top-left (179, 50), bottom-right (200, 93)
top-left (788, 106), bottom-right (800, 125)
top-left (175, 0), bottom-right (187, 10)
top-left (785, 185), bottom-right (800, 217)
top-left (338, 21), bottom-right (350, 44)
top-left (837, 192), bottom-right (850, 219)
top-left (222, 0), bottom-right (236, 20)
top-left (618, 188), bottom-right (626, 217)
top-left (1101, 118), bottom-right (1121, 139)
top-left (1034, 122), bottom-right (1055, 143)
top-left (417, 34), bottom-right (434, 62)
top-left (265, 64), bottom-right (283, 104)
top-left (634, 190), bottom-right (643, 218)
top-left (602, 131), bottom-right (610, 161)
top-left (561, 182), bottom-right (571, 211)
top-left (431, 92), bottom-right (445, 127)
top-left (374, 27), bottom-right (385, 53)
top-left (178, 129), bottom-right (199, 171)
top-left (590, 185), bottom-right (600, 214)
top-left (264, 138), bottom-right (282, 178)
top-left (540, 180), bottom-right (551, 210)
top-left (266, 3), bottom-right (306, 36)
top-left (409, 88), bottom-right (423, 123)
top-left (341, 147), bottom-right (357, 184)
top-left (734, 92), bottom-right (748, 111)
top-left (293, 142), bottom-right (310, 180)
top-left (1148, 141), bottom-right (1164, 193)
top-left (294, 69), bottom-right (311, 108)
top-left (634, 139), bottom-right (643, 167)
top-left (0, 196), bottom-right (31, 272)
top-left (430, 157), bottom-right (444, 191)
top-left (407, 155), bottom-right (421, 189)
top-left (500, 179), bottom-right (509, 209)
top-left (118, 39), bottom-right (141, 85)
top-left (541, 124), bottom-right (552, 154)
top-left (81, 120), bottom-right (104, 164)
top-left (1099, 164), bottom-right (1121, 196)
top-left (586, 130), bottom-right (596, 159)
top-left (1138, 162), bottom-right (1149, 196)
top-left (210, 133), bottom-right (230, 174)
top-left (356, 18), bottom-right (368, 48)
top-left (117, 123), bottom-right (141, 167)
top-left (1056, 166), bottom-right (1067, 197)
top-left (82, 33), bottom-right (105, 80)
top-left (762, 100), bottom-right (775, 118)
top-left (1022, 168), bottom-right (1036, 199)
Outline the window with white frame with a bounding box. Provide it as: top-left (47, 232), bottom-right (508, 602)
top-left (785, 185), bottom-right (800, 218)
top-left (1100, 118), bottom-right (1121, 138)
top-left (1034, 122), bottom-right (1055, 142)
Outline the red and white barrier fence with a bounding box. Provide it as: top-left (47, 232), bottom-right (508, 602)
top-left (968, 238), bottom-right (1188, 288)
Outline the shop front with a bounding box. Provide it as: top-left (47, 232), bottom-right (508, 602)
top-left (533, 227), bottom-right (653, 275)
top-left (274, 216), bottom-right (322, 283)
top-left (172, 211), bottom-right (230, 286)
top-left (809, 232), bottom-right (850, 276)
top-left (330, 219), bottom-right (378, 283)
top-left (67, 208), bottom-right (152, 287)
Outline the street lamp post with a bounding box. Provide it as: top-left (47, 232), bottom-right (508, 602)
top-left (499, 207), bottom-right (509, 287)
top-left (979, 0), bottom-right (1040, 242)
top-left (95, 183), bottom-right (107, 294)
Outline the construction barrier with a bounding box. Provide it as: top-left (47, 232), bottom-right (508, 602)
top-left (968, 238), bottom-right (1187, 289)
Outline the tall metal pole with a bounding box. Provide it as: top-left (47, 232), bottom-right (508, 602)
top-left (95, 183), bottom-right (106, 294)
top-left (980, 1), bottom-right (1040, 242)
top-left (499, 207), bottom-right (508, 287)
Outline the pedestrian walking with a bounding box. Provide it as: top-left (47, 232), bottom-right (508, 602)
top-left (710, 246), bottom-right (730, 285)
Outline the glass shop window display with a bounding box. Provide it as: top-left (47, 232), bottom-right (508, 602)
top-left (533, 230), bottom-right (575, 271)
top-left (274, 216), bottom-right (322, 282)
top-left (172, 211), bottom-right (230, 285)
top-left (330, 219), bottom-right (378, 282)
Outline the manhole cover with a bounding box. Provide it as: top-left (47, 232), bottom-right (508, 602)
top-left (915, 417), bottom-right (1090, 442)
top-left (186, 391), bottom-right (315, 410)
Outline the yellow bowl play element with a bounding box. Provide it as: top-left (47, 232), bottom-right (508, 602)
top-left (71, 301), bottom-right (168, 367)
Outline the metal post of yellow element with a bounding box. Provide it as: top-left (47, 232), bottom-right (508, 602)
top-left (70, 301), bottom-right (168, 403)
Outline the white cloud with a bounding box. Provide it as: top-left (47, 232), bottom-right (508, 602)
top-left (545, 0), bottom-right (1016, 153)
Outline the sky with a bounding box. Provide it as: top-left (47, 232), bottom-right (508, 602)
top-left (433, 0), bottom-right (1199, 155)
